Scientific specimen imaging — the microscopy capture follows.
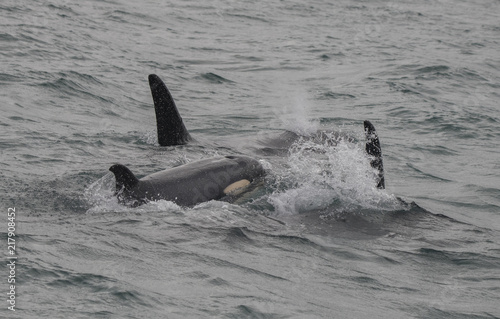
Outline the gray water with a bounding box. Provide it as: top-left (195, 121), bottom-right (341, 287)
top-left (1, 0), bottom-right (500, 318)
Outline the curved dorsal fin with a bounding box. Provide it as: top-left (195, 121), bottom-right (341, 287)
top-left (364, 120), bottom-right (385, 189)
top-left (109, 164), bottom-right (139, 191)
top-left (148, 74), bottom-right (191, 146)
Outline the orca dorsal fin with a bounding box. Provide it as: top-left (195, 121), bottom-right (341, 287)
top-left (109, 164), bottom-right (139, 191)
top-left (148, 74), bottom-right (191, 146)
top-left (364, 120), bottom-right (385, 189)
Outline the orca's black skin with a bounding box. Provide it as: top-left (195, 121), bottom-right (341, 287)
top-left (149, 74), bottom-right (191, 146)
top-left (109, 155), bottom-right (265, 207)
top-left (364, 120), bottom-right (385, 189)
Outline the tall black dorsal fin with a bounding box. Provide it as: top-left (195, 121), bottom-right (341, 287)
top-left (364, 120), bottom-right (385, 189)
top-left (109, 164), bottom-right (139, 191)
top-left (148, 74), bottom-right (191, 146)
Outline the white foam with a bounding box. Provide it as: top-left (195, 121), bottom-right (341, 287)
top-left (267, 136), bottom-right (403, 215)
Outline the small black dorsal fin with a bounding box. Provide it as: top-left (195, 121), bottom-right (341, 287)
top-left (109, 164), bottom-right (139, 191)
top-left (148, 74), bottom-right (192, 146)
top-left (364, 120), bottom-right (385, 189)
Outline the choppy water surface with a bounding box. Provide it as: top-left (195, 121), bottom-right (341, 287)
top-left (1, 0), bottom-right (499, 318)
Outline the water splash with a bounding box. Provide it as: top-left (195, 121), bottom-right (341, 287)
top-left (84, 172), bottom-right (183, 213)
top-left (268, 135), bottom-right (402, 215)
top-left (83, 172), bottom-right (123, 213)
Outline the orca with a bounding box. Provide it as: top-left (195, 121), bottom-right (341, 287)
top-left (109, 155), bottom-right (265, 207)
top-left (147, 74), bottom-right (386, 189)
top-left (107, 74), bottom-right (386, 207)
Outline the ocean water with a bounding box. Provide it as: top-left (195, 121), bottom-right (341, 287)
top-left (1, 0), bottom-right (500, 318)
